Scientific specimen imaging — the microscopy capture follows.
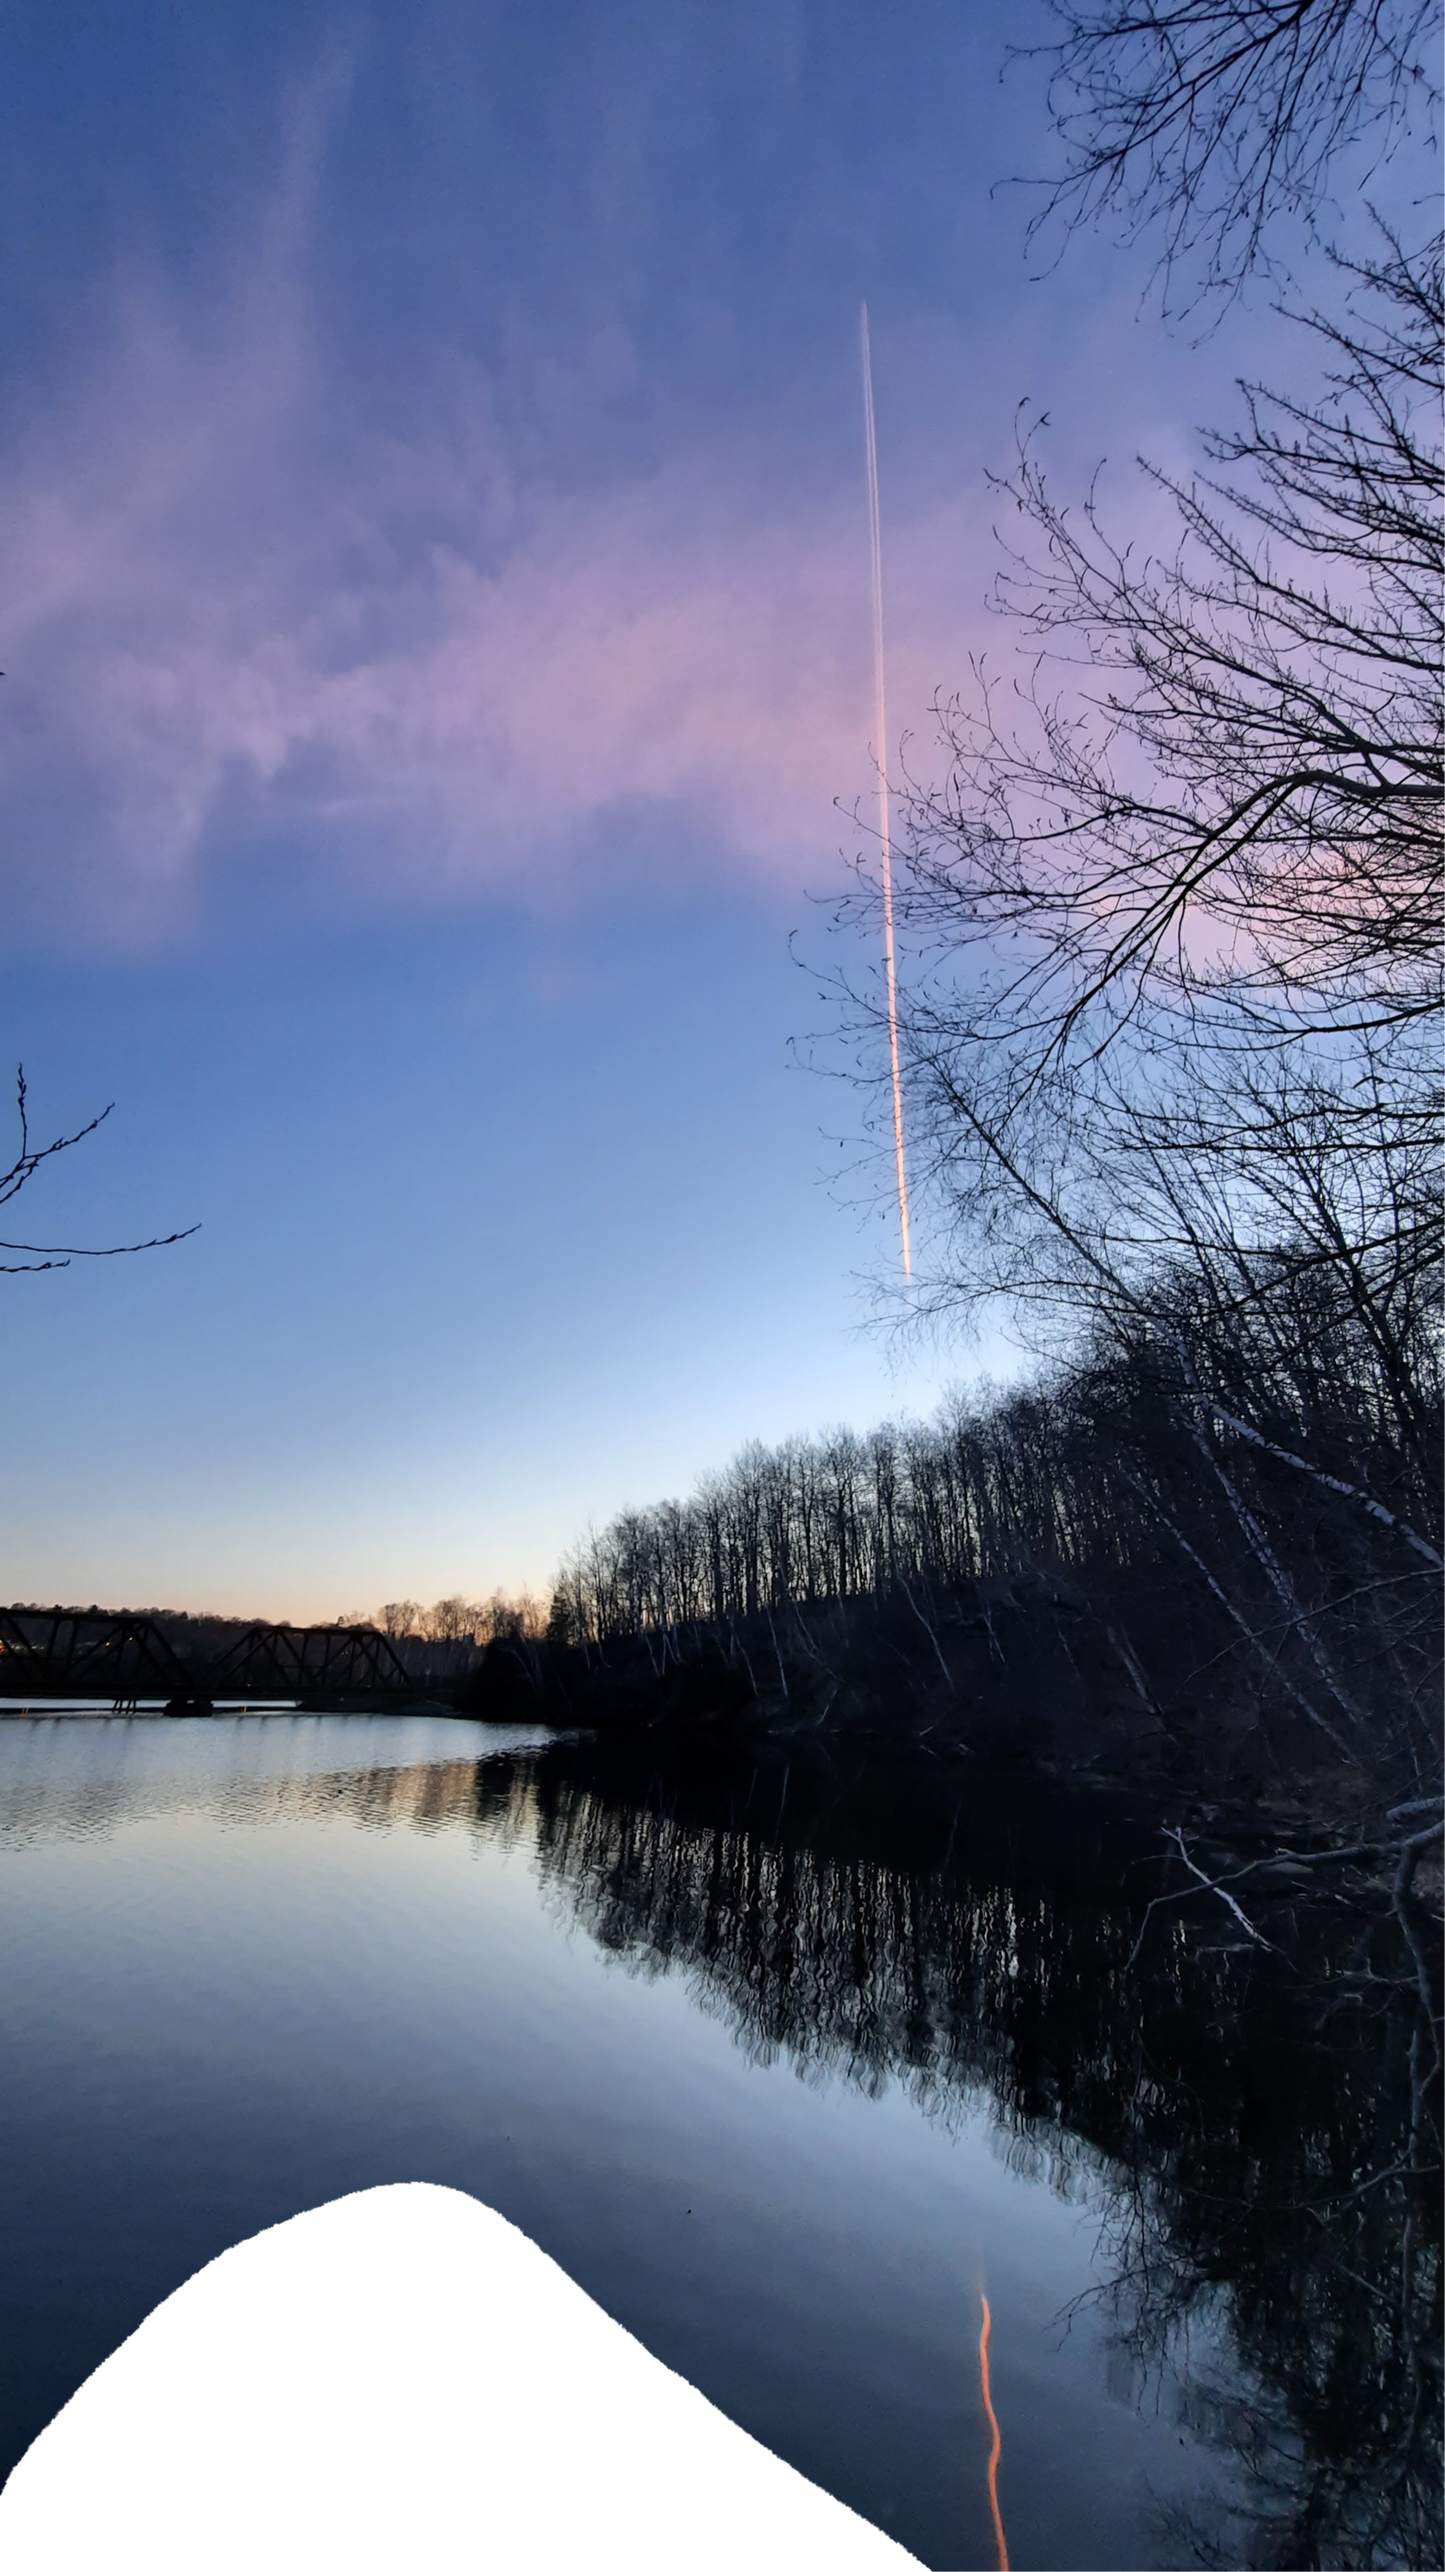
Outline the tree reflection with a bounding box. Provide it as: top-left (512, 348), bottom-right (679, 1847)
top-left (465, 1736), bottom-right (1441, 2572)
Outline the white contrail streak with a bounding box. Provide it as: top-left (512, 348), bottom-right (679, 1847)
top-left (860, 301), bottom-right (913, 1278)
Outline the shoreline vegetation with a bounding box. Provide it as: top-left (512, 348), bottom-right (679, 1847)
top-left (7, 1207), bottom-right (1439, 2001)
top-left (9, 1261), bottom-right (1439, 1838)
top-left (474, 1288), bottom-right (1437, 1819)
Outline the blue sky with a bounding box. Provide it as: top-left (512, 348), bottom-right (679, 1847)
top-left (0, 0), bottom-right (1340, 1615)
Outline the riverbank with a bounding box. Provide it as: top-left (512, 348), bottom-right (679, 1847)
top-left (453, 1572), bottom-right (1435, 1838)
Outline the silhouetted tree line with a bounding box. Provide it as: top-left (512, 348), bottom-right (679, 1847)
top-left (545, 1262), bottom-right (1438, 1787)
top-left (795, 0), bottom-right (1440, 1802)
top-left (373, 1593), bottom-right (545, 1646)
top-left (528, 11), bottom-right (1445, 1797)
top-left (5, 1595), bottom-right (546, 1664)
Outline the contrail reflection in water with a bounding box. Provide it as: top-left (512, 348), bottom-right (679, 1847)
top-left (978, 2293), bottom-right (1009, 2572)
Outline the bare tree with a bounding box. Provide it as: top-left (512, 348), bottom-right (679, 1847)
top-left (833, 234), bottom-right (1441, 1438)
top-left (1019, 0), bottom-right (1440, 301)
top-left (812, 243), bottom-right (1442, 1785)
top-left (474, 1591), bottom-right (543, 1643)
top-left (377, 1600), bottom-right (423, 1639)
top-left (425, 1595), bottom-right (479, 1644)
top-left (889, 235), bottom-right (1437, 1047)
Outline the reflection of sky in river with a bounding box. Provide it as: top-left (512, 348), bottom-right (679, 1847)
top-left (0, 1716), bottom-right (1244, 2567)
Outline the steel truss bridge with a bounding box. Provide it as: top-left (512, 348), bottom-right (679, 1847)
top-left (0, 1608), bottom-right (424, 1712)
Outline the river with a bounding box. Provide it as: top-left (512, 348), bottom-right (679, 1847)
top-left (0, 1714), bottom-right (1435, 2568)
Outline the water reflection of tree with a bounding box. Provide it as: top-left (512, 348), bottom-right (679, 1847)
top-left (467, 1741), bottom-right (1440, 2571)
top-left (1092, 2059), bottom-right (1440, 2568)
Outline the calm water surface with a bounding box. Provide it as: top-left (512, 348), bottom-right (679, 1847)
top-left (0, 1716), bottom-right (1434, 2568)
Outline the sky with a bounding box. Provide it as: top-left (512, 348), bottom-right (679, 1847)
top-left (0, 0), bottom-right (1340, 1617)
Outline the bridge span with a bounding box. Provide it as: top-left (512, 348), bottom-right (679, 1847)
top-left (0, 1608), bottom-right (445, 1713)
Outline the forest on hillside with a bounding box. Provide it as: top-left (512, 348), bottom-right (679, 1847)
top-left (547, 16), bottom-right (1441, 1804)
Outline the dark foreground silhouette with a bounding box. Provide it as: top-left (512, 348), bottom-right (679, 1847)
top-left (1, 2183), bottom-right (917, 2570)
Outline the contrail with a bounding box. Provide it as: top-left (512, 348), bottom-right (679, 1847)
top-left (860, 301), bottom-right (913, 1279)
top-left (978, 2292), bottom-right (1010, 2571)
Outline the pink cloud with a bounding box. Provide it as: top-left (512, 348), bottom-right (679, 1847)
top-left (0, 264), bottom-right (989, 944)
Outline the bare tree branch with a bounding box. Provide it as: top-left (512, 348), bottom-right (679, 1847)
top-left (1017, 0), bottom-right (1440, 303)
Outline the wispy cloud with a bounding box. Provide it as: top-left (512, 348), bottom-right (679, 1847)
top-left (0, 230), bottom-right (982, 946)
